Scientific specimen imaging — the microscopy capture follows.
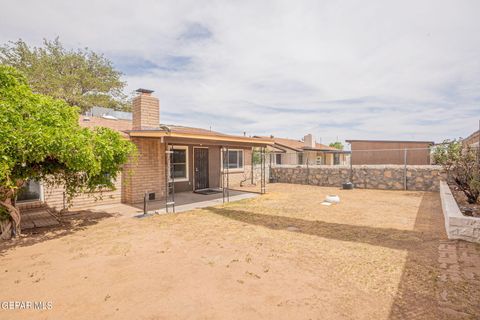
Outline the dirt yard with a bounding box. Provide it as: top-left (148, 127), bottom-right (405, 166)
top-left (1, 184), bottom-right (479, 319)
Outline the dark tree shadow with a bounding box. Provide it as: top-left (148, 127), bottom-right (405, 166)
top-left (205, 205), bottom-right (434, 251)
top-left (206, 192), bottom-right (447, 320)
top-left (0, 209), bottom-right (117, 256)
top-left (388, 193), bottom-right (447, 320)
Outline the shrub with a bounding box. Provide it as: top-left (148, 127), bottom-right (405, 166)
top-left (433, 139), bottom-right (480, 204)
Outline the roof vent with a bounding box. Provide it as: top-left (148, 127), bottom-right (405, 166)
top-left (102, 114), bottom-right (118, 120)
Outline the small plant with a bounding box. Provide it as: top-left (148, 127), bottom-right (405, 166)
top-left (329, 141), bottom-right (344, 150)
top-left (433, 139), bottom-right (480, 204)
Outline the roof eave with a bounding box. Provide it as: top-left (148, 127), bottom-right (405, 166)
top-left (126, 130), bottom-right (273, 146)
top-left (346, 139), bottom-right (435, 145)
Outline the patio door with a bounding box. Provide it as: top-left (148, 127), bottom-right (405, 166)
top-left (194, 148), bottom-right (209, 190)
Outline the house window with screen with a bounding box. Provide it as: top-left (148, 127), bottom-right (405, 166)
top-left (170, 146), bottom-right (188, 181)
top-left (334, 153), bottom-right (340, 165)
top-left (223, 149), bottom-right (244, 170)
top-left (275, 153), bottom-right (282, 165)
top-left (297, 153), bottom-right (304, 165)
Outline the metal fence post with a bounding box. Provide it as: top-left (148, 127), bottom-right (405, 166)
top-left (350, 152), bottom-right (353, 183)
top-left (143, 192), bottom-right (148, 215)
top-left (403, 148), bottom-right (407, 190)
top-left (306, 153), bottom-right (309, 185)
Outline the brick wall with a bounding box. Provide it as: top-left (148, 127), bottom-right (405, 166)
top-left (271, 165), bottom-right (445, 191)
top-left (220, 148), bottom-right (254, 187)
top-left (43, 176), bottom-right (123, 211)
top-left (123, 137), bottom-right (166, 204)
top-left (132, 93), bottom-right (159, 130)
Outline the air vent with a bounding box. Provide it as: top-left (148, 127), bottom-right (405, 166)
top-left (148, 192), bottom-right (155, 201)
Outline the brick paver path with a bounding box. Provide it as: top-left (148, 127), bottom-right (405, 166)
top-left (437, 240), bottom-right (480, 319)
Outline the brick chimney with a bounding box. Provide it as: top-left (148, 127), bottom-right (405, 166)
top-left (304, 134), bottom-right (315, 148)
top-left (132, 88), bottom-right (159, 130)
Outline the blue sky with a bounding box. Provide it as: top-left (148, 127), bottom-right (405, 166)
top-left (1, 0), bottom-right (479, 144)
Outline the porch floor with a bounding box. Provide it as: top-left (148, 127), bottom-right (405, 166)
top-left (132, 189), bottom-right (258, 214)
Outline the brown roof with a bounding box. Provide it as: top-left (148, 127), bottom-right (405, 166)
top-left (463, 130), bottom-right (479, 146)
top-left (255, 136), bottom-right (339, 151)
top-left (80, 116), bottom-right (271, 146)
top-left (79, 116), bottom-right (231, 137)
top-left (79, 116), bottom-right (132, 136)
top-left (346, 139), bottom-right (434, 145)
top-left (163, 125), bottom-right (230, 137)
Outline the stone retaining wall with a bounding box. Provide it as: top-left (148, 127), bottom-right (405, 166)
top-left (270, 165), bottom-right (445, 191)
top-left (440, 181), bottom-right (480, 243)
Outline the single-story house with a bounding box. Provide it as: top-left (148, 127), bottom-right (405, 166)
top-left (463, 130), bottom-right (479, 149)
top-left (17, 89), bottom-right (272, 211)
top-left (256, 134), bottom-right (350, 166)
top-left (346, 140), bottom-right (434, 165)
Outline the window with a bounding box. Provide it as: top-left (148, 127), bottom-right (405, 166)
top-left (316, 156), bottom-right (323, 165)
top-left (170, 146), bottom-right (188, 181)
top-left (17, 180), bottom-right (41, 202)
top-left (275, 153), bottom-right (282, 165)
top-left (222, 149), bottom-right (244, 170)
top-left (297, 153), bottom-right (304, 165)
top-left (334, 153), bottom-right (340, 165)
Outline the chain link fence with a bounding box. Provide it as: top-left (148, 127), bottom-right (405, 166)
top-left (268, 147), bottom-right (447, 191)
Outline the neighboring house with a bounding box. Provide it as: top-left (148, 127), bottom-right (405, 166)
top-left (346, 140), bottom-right (434, 165)
top-left (463, 130), bottom-right (479, 149)
top-left (17, 89), bottom-right (272, 211)
top-left (256, 134), bottom-right (350, 165)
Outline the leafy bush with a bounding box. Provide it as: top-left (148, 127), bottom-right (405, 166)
top-left (433, 139), bottom-right (480, 204)
top-left (0, 65), bottom-right (136, 239)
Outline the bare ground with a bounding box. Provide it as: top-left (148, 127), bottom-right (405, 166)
top-left (1, 184), bottom-right (479, 319)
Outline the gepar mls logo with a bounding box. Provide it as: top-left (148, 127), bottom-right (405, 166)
top-left (1, 301), bottom-right (53, 310)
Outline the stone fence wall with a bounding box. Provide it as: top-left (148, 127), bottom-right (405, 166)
top-left (270, 165), bottom-right (445, 191)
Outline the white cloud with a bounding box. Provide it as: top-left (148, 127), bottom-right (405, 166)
top-left (1, 0), bottom-right (479, 143)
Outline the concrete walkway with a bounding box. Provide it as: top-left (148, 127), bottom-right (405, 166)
top-left (133, 192), bottom-right (259, 218)
top-left (82, 192), bottom-right (259, 218)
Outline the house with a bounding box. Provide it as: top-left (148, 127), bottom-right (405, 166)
top-left (345, 140), bottom-right (434, 165)
top-left (463, 130), bottom-right (479, 149)
top-left (256, 134), bottom-right (350, 165)
top-left (17, 89), bottom-right (272, 211)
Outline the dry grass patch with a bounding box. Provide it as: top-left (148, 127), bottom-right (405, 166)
top-left (1, 183), bottom-right (478, 319)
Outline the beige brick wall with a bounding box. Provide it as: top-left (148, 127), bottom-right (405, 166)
top-left (43, 176), bottom-right (123, 211)
top-left (132, 94), bottom-right (160, 130)
top-left (123, 137), bottom-right (166, 204)
top-left (220, 148), bottom-right (254, 187)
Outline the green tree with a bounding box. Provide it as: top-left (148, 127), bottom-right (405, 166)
top-left (0, 38), bottom-right (129, 113)
top-left (0, 65), bottom-right (136, 239)
top-left (329, 141), bottom-right (344, 150)
top-left (433, 139), bottom-right (480, 204)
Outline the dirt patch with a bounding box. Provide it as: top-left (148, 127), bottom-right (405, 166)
top-left (449, 184), bottom-right (480, 217)
top-left (1, 184), bottom-right (479, 319)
